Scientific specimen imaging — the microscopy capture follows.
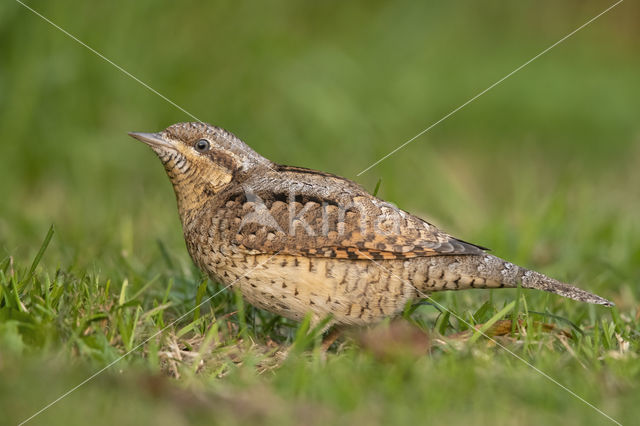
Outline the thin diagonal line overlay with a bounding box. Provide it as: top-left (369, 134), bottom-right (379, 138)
top-left (14, 0), bottom-right (202, 122)
top-left (18, 252), bottom-right (282, 426)
top-left (354, 250), bottom-right (621, 425)
top-left (15, 3), bottom-right (284, 424)
top-left (16, 0), bottom-right (279, 173)
top-left (357, 0), bottom-right (623, 176)
top-left (14, 1), bottom-right (623, 425)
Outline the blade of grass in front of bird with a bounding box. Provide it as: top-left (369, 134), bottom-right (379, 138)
top-left (511, 282), bottom-right (522, 336)
top-left (470, 301), bottom-right (516, 344)
top-left (437, 310), bottom-right (451, 335)
top-left (193, 279), bottom-right (208, 323)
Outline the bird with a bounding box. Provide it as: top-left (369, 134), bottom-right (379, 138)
top-left (129, 122), bottom-right (613, 333)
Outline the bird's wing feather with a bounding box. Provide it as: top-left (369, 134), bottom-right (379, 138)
top-left (210, 172), bottom-right (488, 260)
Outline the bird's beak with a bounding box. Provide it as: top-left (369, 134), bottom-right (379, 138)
top-left (128, 132), bottom-right (174, 149)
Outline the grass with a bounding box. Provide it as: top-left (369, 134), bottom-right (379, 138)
top-left (1, 0), bottom-right (639, 425)
top-left (2, 229), bottom-right (638, 425)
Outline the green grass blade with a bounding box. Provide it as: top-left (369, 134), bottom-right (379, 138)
top-left (470, 301), bottom-right (516, 344)
top-left (26, 224), bottom-right (54, 281)
top-left (372, 178), bottom-right (382, 196)
top-left (119, 279), bottom-right (129, 306)
top-left (511, 282), bottom-right (522, 336)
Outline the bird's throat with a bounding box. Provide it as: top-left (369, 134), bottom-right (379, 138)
top-left (170, 168), bottom-right (233, 224)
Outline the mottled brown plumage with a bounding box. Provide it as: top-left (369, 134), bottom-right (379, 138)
top-left (129, 122), bottom-right (613, 328)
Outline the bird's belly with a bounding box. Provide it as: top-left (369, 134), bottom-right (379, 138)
top-left (200, 249), bottom-right (417, 327)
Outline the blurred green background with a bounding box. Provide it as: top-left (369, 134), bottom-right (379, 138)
top-left (1, 0), bottom-right (639, 425)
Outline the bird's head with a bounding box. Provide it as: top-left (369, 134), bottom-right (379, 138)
top-left (129, 122), bottom-right (270, 214)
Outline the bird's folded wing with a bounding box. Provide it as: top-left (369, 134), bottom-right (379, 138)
top-left (213, 186), bottom-right (487, 260)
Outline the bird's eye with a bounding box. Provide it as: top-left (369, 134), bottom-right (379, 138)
top-left (195, 139), bottom-right (210, 152)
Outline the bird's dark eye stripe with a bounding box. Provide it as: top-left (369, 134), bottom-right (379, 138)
top-left (195, 139), bottom-right (210, 152)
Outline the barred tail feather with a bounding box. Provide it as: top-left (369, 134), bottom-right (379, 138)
top-left (422, 254), bottom-right (614, 307)
top-left (518, 267), bottom-right (614, 306)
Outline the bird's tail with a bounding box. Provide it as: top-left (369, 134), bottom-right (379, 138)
top-left (420, 254), bottom-right (614, 307)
